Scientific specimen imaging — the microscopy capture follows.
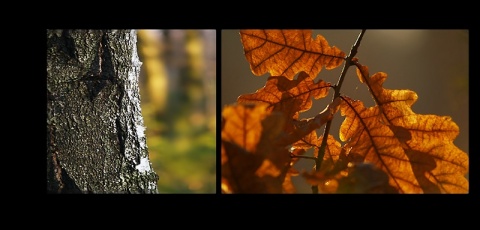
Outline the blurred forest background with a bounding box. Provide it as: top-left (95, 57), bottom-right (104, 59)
top-left (136, 30), bottom-right (216, 193)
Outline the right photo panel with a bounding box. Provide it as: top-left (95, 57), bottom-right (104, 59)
top-left (221, 29), bottom-right (468, 194)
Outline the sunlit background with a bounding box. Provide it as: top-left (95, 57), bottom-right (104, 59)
top-left (221, 29), bottom-right (469, 193)
top-left (137, 30), bottom-right (216, 193)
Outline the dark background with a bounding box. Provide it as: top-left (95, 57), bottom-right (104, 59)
top-left (221, 29), bottom-right (469, 193)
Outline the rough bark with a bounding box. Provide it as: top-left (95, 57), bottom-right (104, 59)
top-left (47, 29), bottom-right (158, 194)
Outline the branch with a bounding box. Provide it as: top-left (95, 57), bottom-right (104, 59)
top-left (290, 155), bottom-right (317, 160)
top-left (312, 29), bottom-right (367, 194)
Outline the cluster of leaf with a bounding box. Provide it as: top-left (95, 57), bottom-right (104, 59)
top-left (221, 30), bottom-right (469, 194)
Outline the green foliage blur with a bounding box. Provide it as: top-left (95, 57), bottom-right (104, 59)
top-left (137, 30), bottom-right (216, 193)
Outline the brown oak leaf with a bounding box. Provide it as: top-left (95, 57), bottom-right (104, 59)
top-left (240, 29), bottom-right (345, 80)
top-left (221, 104), bottom-right (291, 193)
top-left (338, 64), bottom-right (469, 193)
top-left (237, 71), bottom-right (331, 120)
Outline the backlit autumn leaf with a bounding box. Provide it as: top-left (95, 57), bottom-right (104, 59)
top-left (221, 102), bottom-right (338, 193)
top-left (221, 104), bottom-right (291, 193)
top-left (221, 104), bottom-right (270, 153)
top-left (236, 71), bottom-right (339, 148)
top-left (291, 127), bottom-right (318, 150)
top-left (338, 64), bottom-right (469, 193)
top-left (237, 71), bottom-right (331, 120)
top-left (240, 30), bottom-right (345, 80)
top-left (315, 135), bottom-right (343, 170)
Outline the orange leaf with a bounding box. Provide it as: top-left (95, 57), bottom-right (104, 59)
top-left (221, 104), bottom-right (267, 153)
top-left (221, 104), bottom-right (291, 193)
top-left (340, 96), bottom-right (422, 193)
top-left (315, 135), bottom-right (342, 161)
top-left (279, 97), bottom-right (341, 147)
top-left (315, 135), bottom-right (345, 171)
top-left (237, 71), bottom-right (331, 120)
top-left (282, 172), bottom-right (296, 194)
top-left (338, 65), bottom-right (469, 193)
top-left (240, 30), bottom-right (345, 80)
top-left (221, 141), bottom-right (264, 193)
top-left (222, 139), bottom-right (291, 194)
top-left (292, 127), bottom-right (318, 150)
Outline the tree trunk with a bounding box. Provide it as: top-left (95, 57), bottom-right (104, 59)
top-left (47, 29), bottom-right (159, 194)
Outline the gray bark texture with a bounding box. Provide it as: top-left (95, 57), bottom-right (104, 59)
top-left (47, 29), bottom-right (159, 194)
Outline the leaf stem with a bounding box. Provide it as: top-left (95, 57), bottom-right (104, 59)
top-left (312, 29), bottom-right (366, 194)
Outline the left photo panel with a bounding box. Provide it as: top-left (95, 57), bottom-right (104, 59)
top-left (47, 29), bottom-right (216, 194)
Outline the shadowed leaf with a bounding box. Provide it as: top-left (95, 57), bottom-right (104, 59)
top-left (221, 104), bottom-right (267, 153)
top-left (221, 102), bottom-right (338, 193)
top-left (221, 104), bottom-right (291, 193)
top-left (336, 162), bottom-right (398, 194)
top-left (282, 172), bottom-right (296, 194)
top-left (238, 71), bottom-right (331, 120)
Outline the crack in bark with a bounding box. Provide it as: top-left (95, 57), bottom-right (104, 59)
top-left (115, 118), bottom-right (126, 156)
top-left (47, 110), bottom-right (64, 193)
top-left (61, 30), bottom-right (78, 61)
top-left (79, 31), bottom-right (117, 101)
top-left (52, 150), bottom-right (64, 193)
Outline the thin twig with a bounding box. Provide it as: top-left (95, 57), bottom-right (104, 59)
top-left (290, 154), bottom-right (317, 160)
top-left (311, 29), bottom-right (366, 194)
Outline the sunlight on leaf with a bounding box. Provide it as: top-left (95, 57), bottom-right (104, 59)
top-left (221, 104), bottom-right (268, 153)
top-left (238, 71), bottom-right (331, 120)
top-left (292, 128), bottom-right (318, 150)
top-left (316, 135), bottom-right (342, 160)
top-left (240, 30), bottom-right (345, 80)
top-left (256, 159), bottom-right (281, 177)
top-left (337, 63), bottom-right (469, 193)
